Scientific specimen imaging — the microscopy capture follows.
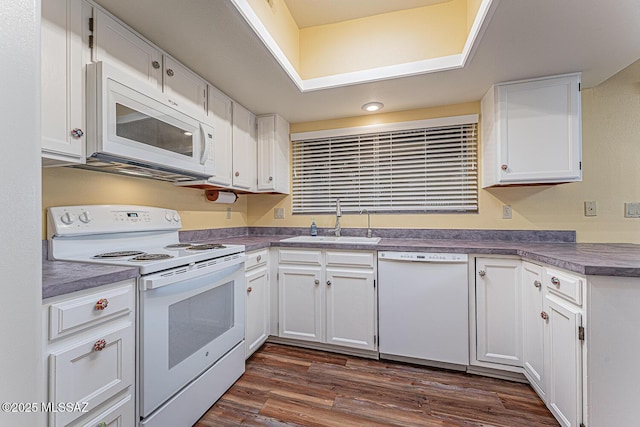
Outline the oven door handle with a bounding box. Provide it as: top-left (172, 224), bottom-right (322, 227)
top-left (140, 254), bottom-right (245, 290)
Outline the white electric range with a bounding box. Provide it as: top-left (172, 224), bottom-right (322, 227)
top-left (47, 205), bottom-right (246, 427)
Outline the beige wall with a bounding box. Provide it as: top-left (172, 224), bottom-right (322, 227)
top-left (41, 61), bottom-right (640, 243)
top-left (247, 0), bottom-right (300, 70)
top-left (42, 168), bottom-right (248, 238)
top-left (249, 59), bottom-right (640, 243)
top-left (299, 0), bottom-right (467, 79)
top-left (466, 0), bottom-right (483, 33)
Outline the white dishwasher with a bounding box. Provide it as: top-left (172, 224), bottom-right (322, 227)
top-left (378, 251), bottom-right (469, 368)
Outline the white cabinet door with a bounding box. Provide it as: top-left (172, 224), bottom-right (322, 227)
top-left (475, 258), bottom-right (522, 366)
top-left (278, 265), bottom-right (323, 342)
top-left (325, 268), bottom-right (376, 351)
top-left (481, 73), bottom-right (582, 187)
top-left (522, 261), bottom-right (545, 398)
top-left (93, 9), bottom-right (162, 88)
top-left (207, 86), bottom-right (233, 186)
top-left (41, 0), bottom-right (89, 165)
top-left (232, 103), bottom-right (257, 191)
top-left (257, 114), bottom-right (290, 194)
top-left (544, 295), bottom-right (583, 427)
top-left (245, 264), bottom-right (269, 358)
top-left (48, 322), bottom-right (134, 427)
top-left (163, 56), bottom-right (207, 117)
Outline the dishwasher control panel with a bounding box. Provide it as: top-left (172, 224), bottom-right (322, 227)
top-left (378, 251), bottom-right (468, 263)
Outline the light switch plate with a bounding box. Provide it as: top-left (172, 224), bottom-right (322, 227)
top-left (584, 201), bottom-right (597, 216)
top-left (624, 202), bottom-right (640, 218)
top-left (274, 207), bottom-right (285, 219)
top-left (502, 205), bottom-right (512, 219)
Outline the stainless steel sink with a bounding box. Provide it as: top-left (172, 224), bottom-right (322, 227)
top-left (279, 236), bottom-right (381, 244)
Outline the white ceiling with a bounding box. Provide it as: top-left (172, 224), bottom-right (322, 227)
top-left (282, 0), bottom-right (452, 28)
top-left (94, 0), bottom-right (640, 124)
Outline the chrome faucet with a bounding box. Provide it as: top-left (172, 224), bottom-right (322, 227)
top-left (360, 208), bottom-right (372, 238)
top-left (332, 198), bottom-right (342, 236)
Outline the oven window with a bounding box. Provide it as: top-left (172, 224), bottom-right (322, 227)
top-left (115, 103), bottom-right (194, 156)
top-left (168, 281), bottom-right (234, 369)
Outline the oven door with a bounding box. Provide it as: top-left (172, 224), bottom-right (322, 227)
top-left (139, 256), bottom-right (245, 417)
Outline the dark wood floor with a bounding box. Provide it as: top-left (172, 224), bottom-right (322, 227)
top-left (195, 343), bottom-right (559, 427)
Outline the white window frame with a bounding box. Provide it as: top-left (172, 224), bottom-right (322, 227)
top-left (290, 115), bottom-right (478, 214)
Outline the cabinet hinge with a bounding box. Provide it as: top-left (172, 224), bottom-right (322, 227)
top-left (88, 34), bottom-right (93, 49)
top-left (578, 82), bottom-right (581, 92)
top-left (578, 326), bottom-right (585, 341)
top-left (579, 161), bottom-right (582, 170)
top-left (88, 17), bottom-right (93, 32)
top-left (373, 279), bottom-right (376, 288)
top-left (580, 423), bottom-right (585, 427)
top-left (374, 335), bottom-right (377, 345)
top-left (277, 272), bottom-right (279, 280)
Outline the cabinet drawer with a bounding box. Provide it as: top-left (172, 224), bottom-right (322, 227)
top-left (246, 249), bottom-right (268, 270)
top-left (544, 268), bottom-right (583, 306)
top-left (48, 322), bottom-right (134, 427)
top-left (49, 282), bottom-right (134, 340)
top-left (73, 393), bottom-right (134, 427)
top-left (279, 249), bottom-right (322, 265)
top-left (326, 251), bottom-right (375, 268)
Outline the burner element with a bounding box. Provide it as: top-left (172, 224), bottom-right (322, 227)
top-left (131, 254), bottom-right (173, 261)
top-left (94, 250), bottom-right (145, 258)
top-left (187, 243), bottom-right (226, 251)
top-left (164, 243), bottom-right (193, 249)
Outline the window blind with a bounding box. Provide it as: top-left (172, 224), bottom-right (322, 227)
top-left (291, 119), bottom-right (478, 214)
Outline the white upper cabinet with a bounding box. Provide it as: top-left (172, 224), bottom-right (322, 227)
top-left (232, 103), bottom-right (257, 191)
top-left (93, 8), bottom-right (206, 117)
top-left (257, 114), bottom-right (290, 194)
top-left (93, 8), bottom-right (162, 88)
top-left (481, 73), bottom-right (582, 187)
top-left (162, 56), bottom-right (207, 119)
top-left (207, 86), bottom-right (234, 187)
top-left (41, 0), bottom-right (91, 165)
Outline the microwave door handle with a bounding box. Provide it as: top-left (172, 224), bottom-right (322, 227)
top-left (199, 123), bottom-right (210, 165)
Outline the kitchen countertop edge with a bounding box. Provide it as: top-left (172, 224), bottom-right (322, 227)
top-left (43, 236), bottom-right (640, 299)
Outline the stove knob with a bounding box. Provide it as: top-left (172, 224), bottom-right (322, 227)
top-left (172, 213), bottom-right (180, 222)
top-left (60, 212), bottom-right (76, 225)
top-left (165, 213), bottom-right (173, 222)
top-left (79, 211), bottom-right (92, 223)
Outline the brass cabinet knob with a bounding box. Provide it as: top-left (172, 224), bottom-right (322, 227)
top-left (247, 287), bottom-right (252, 294)
top-left (166, 68), bottom-right (174, 77)
top-left (551, 277), bottom-right (560, 287)
top-left (541, 311), bottom-right (549, 320)
top-left (478, 270), bottom-right (486, 277)
top-left (95, 298), bottom-right (109, 310)
top-left (152, 60), bottom-right (160, 69)
top-left (534, 280), bottom-right (542, 288)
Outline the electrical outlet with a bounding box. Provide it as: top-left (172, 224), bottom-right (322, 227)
top-left (624, 202), bottom-right (640, 218)
top-left (502, 205), bottom-right (512, 219)
top-left (584, 201), bottom-right (597, 217)
top-left (226, 207), bottom-right (231, 220)
top-left (274, 207), bottom-right (285, 219)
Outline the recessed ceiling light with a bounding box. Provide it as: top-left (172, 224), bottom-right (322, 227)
top-left (184, 131), bottom-right (193, 136)
top-left (362, 102), bottom-right (384, 112)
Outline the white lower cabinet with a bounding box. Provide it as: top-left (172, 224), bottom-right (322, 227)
top-left (278, 249), bottom-right (377, 351)
top-left (475, 257), bottom-right (522, 366)
top-left (43, 280), bottom-right (136, 427)
top-left (474, 257), bottom-right (586, 427)
top-left (325, 267), bottom-right (376, 350)
top-left (521, 261), bottom-right (546, 398)
top-left (245, 249), bottom-right (270, 358)
top-left (543, 273), bottom-right (583, 427)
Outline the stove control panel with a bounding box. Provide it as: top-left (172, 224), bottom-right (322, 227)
top-left (48, 205), bottom-right (182, 238)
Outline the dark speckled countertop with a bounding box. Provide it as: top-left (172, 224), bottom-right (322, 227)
top-left (43, 259), bottom-right (138, 299)
top-left (43, 228), bottom-right (640, 300)
top-left (212, 236), bottom-right (640, 278)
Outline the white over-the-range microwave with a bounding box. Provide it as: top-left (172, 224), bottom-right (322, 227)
top-left (80, 61), bottom-right (215, 182)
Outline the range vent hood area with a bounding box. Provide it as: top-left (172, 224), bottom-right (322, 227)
top-left (72, 154), bottom-right (210, 183)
